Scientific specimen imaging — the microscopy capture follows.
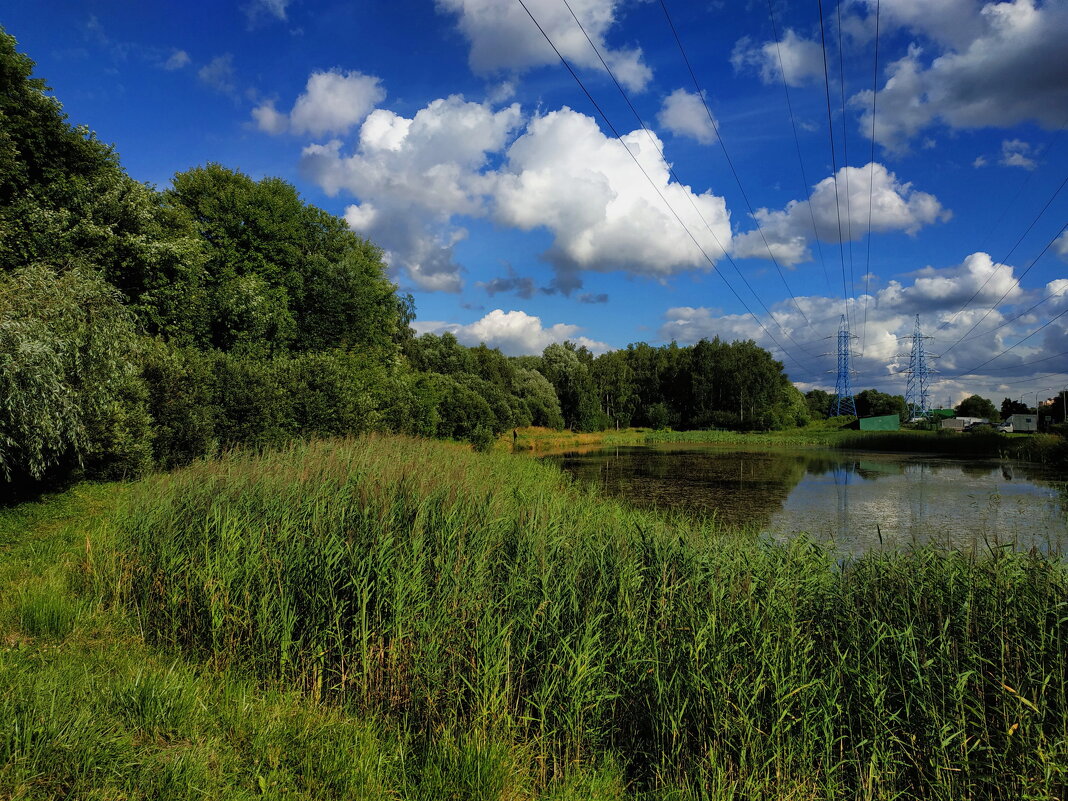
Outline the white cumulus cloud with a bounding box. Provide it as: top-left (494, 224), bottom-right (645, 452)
top-left (851, 0), bottom-right (1068, 151)
top-left (657, 89), bottom-right (717, 145)
top-left (1054, 231), bottom-right (1068, 261)
top-left (492, 107), bottom-right (732, 291)
top-left (415, 309), bottom-right (609, 356)
top-left (730, 29), bottom-right (824, 87)
top-left (300, 96), bottom-right (734, 294)
top-left (435, 0), bottom-right (652, 91)
top-left (881, 251), bottom-right (1023, 312)
top-left (1000, 139), bottom-right (1036, 169)
top-left (733, 162), bottom-right (949, 265)
top-left (301, 95), bottom-right (523, 291)
top-left (252, 69), bottom-right (385, 137)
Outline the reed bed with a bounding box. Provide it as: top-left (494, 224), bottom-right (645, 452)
top-left (643, 428), bottom-right (848, 446)
top-left (99, 435), bottom-right (1068, 799)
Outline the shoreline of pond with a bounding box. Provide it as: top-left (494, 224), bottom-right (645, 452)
top-left (501, 424), bottom-right (1068, 468)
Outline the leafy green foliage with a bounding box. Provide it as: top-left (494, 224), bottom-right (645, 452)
top-left (854, 388), bottom-right (908, 419)
top-left (0, 28), bottom-right (209, 346)
top-left (514, 366), bottom-right (564, 429)
top-left (0, 265), bottom-right (150, 482)
top-left (955, 393), bottom-right (1000, 422)
top-left (540, 342), bottom-right (601, 431)
top-left (166, 164), bottom-right (405, 355)
top-left (139, 342), bottom-right (217, 470)
top-left (1001, 397), bottom-right (1032, 418)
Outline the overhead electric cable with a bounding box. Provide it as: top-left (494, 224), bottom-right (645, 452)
top-left (958, 123), bottom-right (1065, 288)
top-left (1008, 350), bottom-right (1068, 370)
top-left (655, 0), bottom-right (815, 331)
top-left (939, 217), bottom-right (1068, 359)
top-left (836, 0), bottom-right (857, 337)
top-left (949, 304), bottom-right (1068, 378)
top-left (936, 165), bottom-right (1068, 334)
top-left (513, 0), bottom-right (813, 372)
top-left (765, 0), bottom-right (832, 294)
top-left (948, 286), bottom-right (1067, 348)
top-left (861, 0), bottom-right (880, 357)
top-left (999, 368), bottom-right (1068, 387)
top-left (558, 0), bottom-right (819, 359)
top-left (816, 0), bottom-right (851, 317)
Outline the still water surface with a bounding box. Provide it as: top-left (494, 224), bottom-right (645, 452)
top-left (544, 445), bottom-right (1068, 553)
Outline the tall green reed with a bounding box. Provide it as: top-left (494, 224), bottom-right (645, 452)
top-left (100, 435), bottom-right (1068, 798)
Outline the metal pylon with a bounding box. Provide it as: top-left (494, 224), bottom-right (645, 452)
top-left (833, 315), bottom-right (857, 417)
top-left (903, 315), bottom-right (933, 420)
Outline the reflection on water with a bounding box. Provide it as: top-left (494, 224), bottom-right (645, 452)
top-left (544, 445), bottom-right (1068, 553)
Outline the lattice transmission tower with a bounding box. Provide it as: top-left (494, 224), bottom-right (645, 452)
top-left (832, 315), bottom-right (857, 417)
top-left (902, 314), bottom-right (934, 420)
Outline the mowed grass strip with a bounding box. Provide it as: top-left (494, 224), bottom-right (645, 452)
top-left (96, 435), bottom-right (1068, 799)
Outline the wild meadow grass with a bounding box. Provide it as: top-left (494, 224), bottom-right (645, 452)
top-left (0, 483), bottom-right (630, 799)
top-left (643, 427), bottom-right (850, 447)
top-left (90, 435), bottom-right (1068, 799)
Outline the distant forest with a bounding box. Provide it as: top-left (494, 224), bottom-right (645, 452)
top-left (3, 27), bottom-right (893, 489)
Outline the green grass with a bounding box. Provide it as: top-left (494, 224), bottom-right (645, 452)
top-left (642, 426), bottom-right (852, 446)
top-left (80, 434), bottom-right (1068, 800)
top-left (0, 482), bottom-right (632, 800)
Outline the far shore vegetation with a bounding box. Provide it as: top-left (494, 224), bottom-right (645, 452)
top-left (3, 24), bottom-right (1068, 801)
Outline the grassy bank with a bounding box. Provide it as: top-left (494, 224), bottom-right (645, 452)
top-left (502, 424), bottom-right (854, 455)
top-left (1, 482), bottom-right (632, 800)
top-left (72, 435), bottom-right (1068, 799)
top-left (499, 426), bottom-right (650, 453)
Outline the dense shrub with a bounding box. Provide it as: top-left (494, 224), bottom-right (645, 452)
top-left (140, 342), bottom-right (217, 469)
top-left (0, 264), bottom-right (151, 483)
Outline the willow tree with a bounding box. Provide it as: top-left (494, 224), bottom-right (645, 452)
top-left (0, 265), bottom-right (151, 483)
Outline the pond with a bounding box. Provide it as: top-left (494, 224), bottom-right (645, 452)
top-left (543, 445), bottom-right (1068, 554)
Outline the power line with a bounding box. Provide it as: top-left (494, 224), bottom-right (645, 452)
top-left (512, 0), bottom-right (814, 373)
top-left (656, 0), bottom-right (816, 331)
top-left (861, 0), bottom-right (880, 357)
top-left (939, 217), bottom-right (1068, 359)
top-left (836, 0), bottom-right (857, 337)
top-left (942, 285), bottom-right (1067, 349)
top-left (961, 123), bottom-right (1065, 286)
top-left (816, 0), bottom-right (850, 318)
top-left (999, 368), bottom-right (1068, 387)
top-left (765, 0), bottom-right (831, 294)
top-left (949, 304), bottom-right (1068, 379)
top-left (557, 0), bottom-right (819, 360)
top-left (1001, 349), bottom-right (1068, 371)
top-left (936, 168), bottom-right (1068, 334)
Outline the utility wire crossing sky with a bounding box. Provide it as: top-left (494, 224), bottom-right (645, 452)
top-left (7, 0), bottom-right (1068, 405)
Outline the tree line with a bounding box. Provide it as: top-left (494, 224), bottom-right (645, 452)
top-left (1, 27), bottom-right (812, 491)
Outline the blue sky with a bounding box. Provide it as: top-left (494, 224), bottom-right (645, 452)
top-left (6, 0), bottom-right (1068, 407)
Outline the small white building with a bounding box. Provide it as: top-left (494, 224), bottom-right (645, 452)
top-left (1000, 413), bottom-right (1038, 433)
